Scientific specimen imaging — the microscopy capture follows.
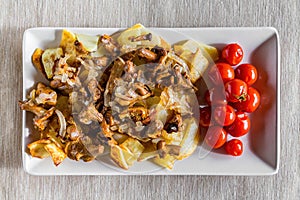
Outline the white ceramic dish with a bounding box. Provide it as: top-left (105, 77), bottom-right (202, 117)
top-left (22, 27), bottom-right (280, 175)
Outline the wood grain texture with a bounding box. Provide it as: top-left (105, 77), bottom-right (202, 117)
top-left (0, 0), bottom-right (299, 199)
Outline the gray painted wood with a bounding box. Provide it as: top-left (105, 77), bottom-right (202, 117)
top-left (0, 0), bottom-right (299, 199)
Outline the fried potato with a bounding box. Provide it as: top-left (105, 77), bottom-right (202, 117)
top-left (110, 144), bottom-right (131, 170)
top-left (176, 48), bottom-right (209, 83)
top-left (119, 137), bottom-right (144, 159)
top-left (41, 48), bottom-right (63, 79)
top-left (174, 39), bottom-right (219, 61)
top-left (152, 154), bottom-right (176, 169)
top-left (176, 117), bottom-right (199, 160)
top-left (32, 48), bottom-right (45, 78)
top-left (60, 29), bottom-right (77, 55)
top-left (76, 33), bottom-right (99, 52)
top-left (44, 143), bottom-right (67, 166)
top-left (111, 138), bottom-right (145, 169)
top-left (27, 139), bottom-right (51, 159)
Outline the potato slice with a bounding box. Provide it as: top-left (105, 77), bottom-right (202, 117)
top-left (178, 48), bottom-right (209, 83)
top-left (32, 48), bottom-right (45, 77)
top-left (161, 130), bottom-right (183, 145)
top-left (41, 48), bottom-right (63, 79)
top-left (110, 144), bottom-right (131, 170)
top-left (76, 34), bottom-right (99, 52)
top-left (174, 40), bottom-right (219, 61)
top-left (60, 29), bottom-right (77, 55)
top-left (44, 143), bottom-right (67, 166)
top-left (110, 138), bottom-right (145, 169)
top-left (152, 154), bottom-right (176, 169)
top-left (176, 117), bottom-right (199, 160)
top-left (119, 138), bottom-right (144, 159)
top-left (27, 139), bottom-right (51, 159)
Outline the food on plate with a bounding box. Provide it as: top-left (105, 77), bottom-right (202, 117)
top-left (221, 43), bottom-right (243, 66)
top-left (205, 126), bottom-right (227, 149)
top-left (225, 79), bottom-right (248, 103)
top-left (225, 111), bottom-right (251, 137)
top-left (204, 87), bottom-right (227, 106)
top-left (20, 24), bottom-right (220, 170)
top-left (235, 64), bottom-right (258, 86)
top-left (213, 105), bottom-right (236, 126)
top-left (208, 62), bottom-right (234, 84)
top-left (225, 139), bottom-right (243, 156)
top-left (200, 43), bottom-right (261, 156)
top-left (199, 106), bottom-right (213, 127)
top-left (233, 87), bottom-right (261, 113)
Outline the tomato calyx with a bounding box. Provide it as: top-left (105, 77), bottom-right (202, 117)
top-left (234, 93), bottom-right (248, 102)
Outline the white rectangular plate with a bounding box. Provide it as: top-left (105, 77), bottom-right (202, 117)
top-left (22, 27), bottom-right (280, 175)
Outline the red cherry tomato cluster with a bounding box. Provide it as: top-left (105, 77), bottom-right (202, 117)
top-left (201, 43), bottom-right (261, 156)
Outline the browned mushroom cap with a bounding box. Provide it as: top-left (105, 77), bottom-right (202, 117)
top-left (19, 99), bottom-right (56, 130)
top-left (19, 100), bottom-right (47, 117)
top-left (35, 82), bottom-right (57, 106)
top-left (33, 107), bottom-right (56, 131)
top-left (128, 33), bottom-right (152, 42)
top-left (151, 46), bottom-right (168, 64)
top-left (99, 34), bottom-right (120, 56)
top-left (136, 48), bottom-right (157, 61)
top-left (134, 82), bottom-right (152, 96)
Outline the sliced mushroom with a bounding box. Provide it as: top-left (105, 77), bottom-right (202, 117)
top-left (78, 103), bottom-right (103, 124)
top-left (128, 33), bottom-right (152, 42)
top-left (99, 34), bottom-right (120, 55)
top-left (87, 79), bottom-right (102, 102)
top-left (136, 48), bottom-right (157, 61)
top-left (19, 100), bottom-right (48, 117)
top-left (35, 82), bottom-right (57, 106)
top-left (33, 107), bottom-right (56, 130)
top-left (134, 83), bottom-right (152, 96)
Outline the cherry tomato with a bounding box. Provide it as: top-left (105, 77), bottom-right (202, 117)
top-left (213, 105), bottom-right (236, 126)
top-left (226, 111), bottom-right (250, 137)
top-left (205, 88), bottom-right (227, 106)
top-left (225, 139), bottom-right (243, 156)
top-left (233, 87), bottom-right (261, 113)
top-left (225, 79), bottom-right (248, 103)
top-left (199, 106), bottom-right (213, 127)
top-left (205, 126), bottom-right (227, 149)
top-left (221, 43), bottom-right (244, 66)
top-left (208, 63), bottom-right (235, 84)
top-left (235, 64), bottom-right (258, 85)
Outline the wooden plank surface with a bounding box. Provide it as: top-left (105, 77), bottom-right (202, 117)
top-left (0, 0), bottom-right (299, 199)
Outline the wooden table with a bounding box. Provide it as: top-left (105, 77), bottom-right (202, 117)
top-left (1, 0), bottom-right (299, 199)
